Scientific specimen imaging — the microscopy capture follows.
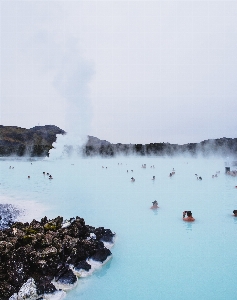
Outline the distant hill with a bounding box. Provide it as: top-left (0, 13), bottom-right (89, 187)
top-left (0, 125), bottom-right (236, 157)
top-left (0, 125), bottom-right (65, 157)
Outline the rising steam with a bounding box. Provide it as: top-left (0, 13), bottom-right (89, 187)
top-left (48, 44), bottom-right (94, 159)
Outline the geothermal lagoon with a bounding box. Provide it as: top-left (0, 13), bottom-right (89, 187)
top-left (1, 156), bottom-right (237, 299)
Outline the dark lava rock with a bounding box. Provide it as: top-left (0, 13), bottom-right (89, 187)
top-left (94, 227), bottom-right (115, 243)
top-left (0, 281), bottom-right (16, 299)
top-left (55, 269), bottom-right (77, 285)
top-left (74, 260), bottom-right (91, 272)
top-left (54, 264), bottom-right (69, 282)
top-left (90, 248), bottom-right (112, 263)
top-left (35, 276), bottom-right (57, 296)
top-left (0, 215), bottom-right (115, 298)
top-left (6, 247), bottom-right (31, 288)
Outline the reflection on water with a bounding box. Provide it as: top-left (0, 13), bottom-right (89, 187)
top-left (184, 221), bottom-right (193, 232)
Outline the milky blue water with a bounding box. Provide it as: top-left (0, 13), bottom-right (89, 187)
top-left (1, 156), bottom-right (237, 300)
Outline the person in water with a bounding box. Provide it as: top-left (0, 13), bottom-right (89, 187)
top-left (131, 177), bottom-right (135, 182)
top-left (233, 210), bottom-right (237, 216)
top-left (150, 200), bottom-right (159, 209)
top-left (183, 211), bottom-right (195, 222)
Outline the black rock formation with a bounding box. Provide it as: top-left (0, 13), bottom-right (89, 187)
top-left (0, 215), bottom-right (115, 299)
top-left (90, 248), bottom-right (112, 263)
top-left (74, 260), bottom-right (91, 272)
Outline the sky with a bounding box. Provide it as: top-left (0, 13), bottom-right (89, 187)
top-left (1, 1), bottom-right (237, 145)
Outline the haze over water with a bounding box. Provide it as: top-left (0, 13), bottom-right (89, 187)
top-left (1, 155), bottom-right (237, 300)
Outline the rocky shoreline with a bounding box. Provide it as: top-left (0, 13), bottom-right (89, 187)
top-left (0, 215), bottom-right (115, 299)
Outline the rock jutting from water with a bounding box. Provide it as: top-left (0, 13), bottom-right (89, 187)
top-left (0, 215), bottom-right (115, 299)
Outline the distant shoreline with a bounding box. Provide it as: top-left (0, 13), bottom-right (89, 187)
top-left (1, 125), bottom-right (237, 158)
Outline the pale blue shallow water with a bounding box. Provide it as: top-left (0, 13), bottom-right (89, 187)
top-left (1, 156), bottom-right (237, 300)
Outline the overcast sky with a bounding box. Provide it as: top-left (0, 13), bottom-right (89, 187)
top-left (1, 1), bottom-right (237, 145)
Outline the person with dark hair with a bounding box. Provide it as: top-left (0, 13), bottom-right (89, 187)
top-left (233, 210), bottom-right (237, 216)
top-left (183, 211), bottom-right (195, 222)
top-left (150, 200), bottom-right (159, 209)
